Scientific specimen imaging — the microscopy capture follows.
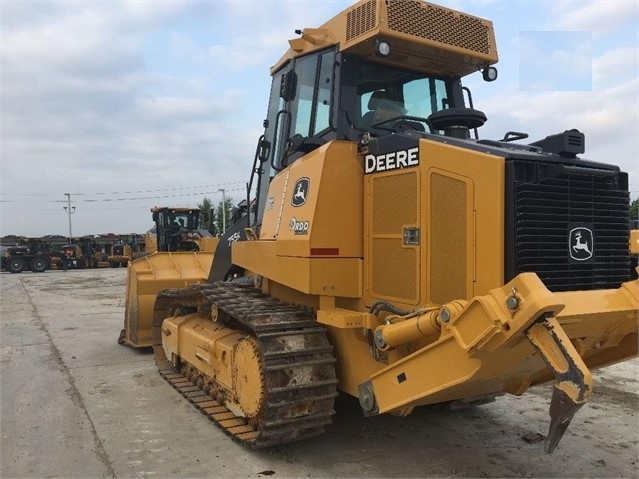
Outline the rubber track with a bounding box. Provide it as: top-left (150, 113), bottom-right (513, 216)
top-left (152, 282), bottom-right (338, 448)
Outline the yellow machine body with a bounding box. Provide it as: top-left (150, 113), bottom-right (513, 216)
top-left (232, 138), bottom-right (638, 407)
top-left (138, 0), bottom-right (637, 453)
top-left (271, 0), bottom-right (498, 76)
top-left (142, 233), bottom-right (217, 255)
top-left (193, 236), bottom-right (218, 253)
top-left (630, 229), bottom-right (639, 254)
top-left (119, 205), bottom-right (219, 347)
top-left (108, 243), bottom-right (133, 267)
top-left (145, 231), bottom-right (158, 254)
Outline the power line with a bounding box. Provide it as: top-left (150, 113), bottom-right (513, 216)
top-left (71, 181), bottom-right (246, 196)
top-left (0, 181), bottom-right (246, 198)
top-left (0, 206), bottom-right (154, 212)
top-left (0, 187), bottom-right (250, 204)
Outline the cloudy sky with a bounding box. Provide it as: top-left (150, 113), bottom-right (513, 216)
top-left (1, 0), bottom-right (637, 238)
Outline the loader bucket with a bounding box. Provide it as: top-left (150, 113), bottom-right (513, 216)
top-left (118, 251), bottom-right (214, 348)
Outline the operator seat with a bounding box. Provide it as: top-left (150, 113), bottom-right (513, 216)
top-left (167, 221), bottom-right (181, 251)
top-left (361, 90), bottom-right (391, 128)
top-left (361, 91), bottom-right (424, 132)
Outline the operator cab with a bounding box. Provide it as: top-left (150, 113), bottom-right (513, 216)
top-left (152, 207), bottom-right (202, 252)
top-left (245, 0), bottom-right (499, 230)
top-left (262, 48), bottom-right (486, 171)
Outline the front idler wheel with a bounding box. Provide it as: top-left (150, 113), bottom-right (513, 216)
top-left (233, 337), bottom-right (265, 419)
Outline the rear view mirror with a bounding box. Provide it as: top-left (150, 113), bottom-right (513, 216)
top-left (258, 139), bottom-right (271, 163)
top-left (280, 70), bottom-right (297, 101)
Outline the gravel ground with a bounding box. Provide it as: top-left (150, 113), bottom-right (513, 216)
top-left (1, 268), bottom-right (637, 478)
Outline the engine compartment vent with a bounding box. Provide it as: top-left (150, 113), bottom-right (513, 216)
top-left (506, 160), bottom-right (630, 292)
top-left (346, 0), bottom-right (377, 41)
top-left (386, 0), bottom-right (492, 55)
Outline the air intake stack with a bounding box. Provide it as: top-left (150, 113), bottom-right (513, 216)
top-left (530, 130), bottom-right (586, 158)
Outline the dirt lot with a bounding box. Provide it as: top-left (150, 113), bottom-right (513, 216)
top-left (1, 268), bottom-right (637, 478)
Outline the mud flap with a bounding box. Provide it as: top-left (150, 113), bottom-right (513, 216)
top-left (525, 316), bottom-right (593, 453)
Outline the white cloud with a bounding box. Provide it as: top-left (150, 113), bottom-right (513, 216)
top-left (479, 77), bottom-right (638, 189)
top-left (0, 2), bottom-right (302, 236)
top-left (593, 46), bottom-right (639, 86)
top-left (0, 0), bottom-right (637, 237)
top-left (519, 31), bottom-right (593, 91)
top-left (205, 1), bottom-right (351, 71)
top-left (545, 0), bottom-right (638, 37)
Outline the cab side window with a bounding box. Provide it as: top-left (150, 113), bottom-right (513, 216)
top-left (263, 48), bottom-right (336, 172)
top-left (290, 49), bottom-right (335, 138)
top-left (291, 55), bottom-right (316, 137)
top-left (313, 51), bottom-right (333, 134)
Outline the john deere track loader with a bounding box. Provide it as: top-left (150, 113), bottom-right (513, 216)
top-left (118, 207), bottom-right (218, 347)
top-left (130, 0), bottom-right (638, 453)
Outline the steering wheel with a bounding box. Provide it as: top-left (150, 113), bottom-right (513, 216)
top-left (370, 115), bottom-right (432, 133)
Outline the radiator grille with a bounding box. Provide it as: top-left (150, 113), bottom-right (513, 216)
top-left (508, 162), bottom-right (630, 292)
top-left (369, 171), bottom-right (419, 302)
top-left (372, 238), bottom-right (417, 300)
top-left (373, 173), bottom-right (418, 234)
top-left (346, 0), bottom-right (377, 41)
top-left (113, 244), bottom-right (124, 255)
top-left (387, 0), bottom-right (491, 55)
top-left (430, 173), bottom-right (467, 303)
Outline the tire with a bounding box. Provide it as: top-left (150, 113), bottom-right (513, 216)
top-left (109, 261), bottom-right (118, 268)
top-left (7, 257), bottom-right (25, 274)
top-left (29, 256), bottom-right (48, 273)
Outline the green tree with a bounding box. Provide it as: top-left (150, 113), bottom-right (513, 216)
top-left (197, 196), bottom-right (213, 231)
top-left (630, 197), bottom-right (638, 221)
top-left (215, 197), bottom-right (234, 235)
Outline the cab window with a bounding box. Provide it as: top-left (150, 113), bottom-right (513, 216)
top-left (359, 77), bottom-right (449, 128)
top-left (291, 49), bottom-right (335, 137)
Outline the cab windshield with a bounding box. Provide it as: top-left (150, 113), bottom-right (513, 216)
top-left (340, 55), bottom-right (454, 135)
top-left (168, 212), bottom-right (198, 230)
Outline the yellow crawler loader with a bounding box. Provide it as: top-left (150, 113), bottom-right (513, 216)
top-left (118, 206), bottom-right (218, 347)
top-left (126, 0), bottom-right (638, 453)
top-left (108, 243), bottom-right (134, 268)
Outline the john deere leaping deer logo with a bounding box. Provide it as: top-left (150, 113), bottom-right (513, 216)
top-left (569, 227), bottom-right (594, 261)
top-left (291, 177), bottom-right (309, 207)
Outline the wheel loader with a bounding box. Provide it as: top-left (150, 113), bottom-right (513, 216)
top-left (123, 0), bottom-right (638, 453)
top-left (108, 243), bottom-right (134, 268)
top-left (56, 237), bottom-right (106, 269)
top-left (118, 206), bottom-right (219, 347)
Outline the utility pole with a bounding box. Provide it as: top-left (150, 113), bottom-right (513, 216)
top-left (63, 193), bottom-right (76, 244)
top-left (218, 188), bottom-right (226, 234)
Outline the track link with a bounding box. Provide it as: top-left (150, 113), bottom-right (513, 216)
top-left (152, 282), bottom-right (338, 448)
